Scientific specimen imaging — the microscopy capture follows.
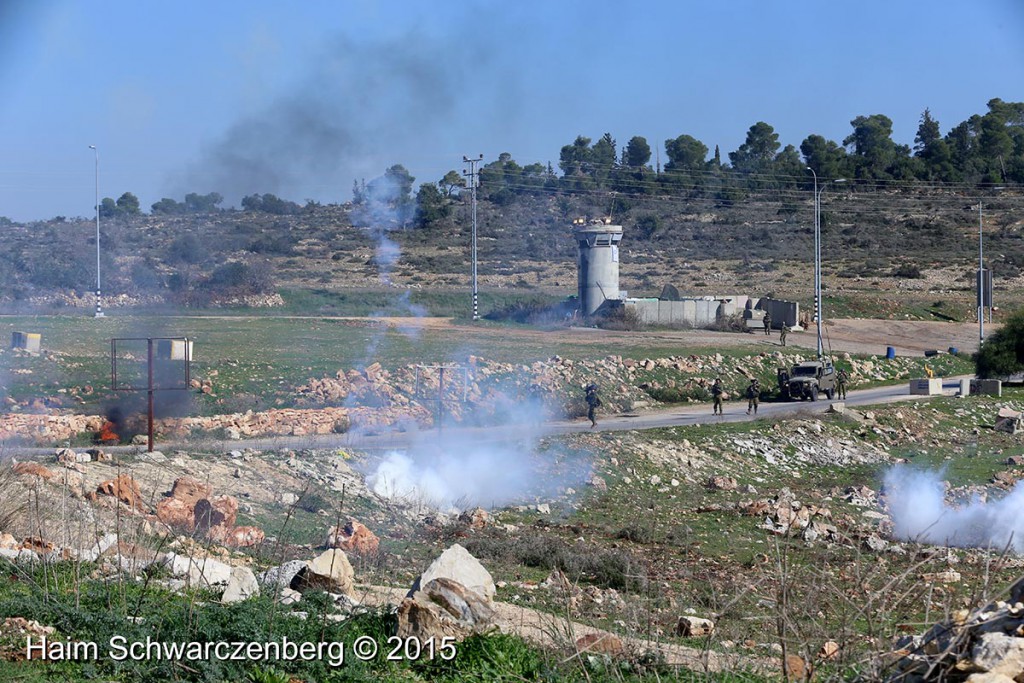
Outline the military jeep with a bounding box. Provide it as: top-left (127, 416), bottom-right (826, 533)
top-left (777, 359), bottom-right (837, 401)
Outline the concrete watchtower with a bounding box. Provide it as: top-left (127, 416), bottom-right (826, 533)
top-left (574, 220), bottom-right (623, 316)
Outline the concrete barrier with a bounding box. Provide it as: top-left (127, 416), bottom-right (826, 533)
top-left (754, 298), bottom-right (800, 328)
top-left (156, 339), bottom-right (193, 361)
top-left (11, 332), bottom-right (41, 354)
top-left (971, 379), bottom-right (1003, 397)
top-left (909, 378), bottom-right (943, 395)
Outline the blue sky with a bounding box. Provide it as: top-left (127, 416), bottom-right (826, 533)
top-left (1, 0), bottom-right (1022, 222)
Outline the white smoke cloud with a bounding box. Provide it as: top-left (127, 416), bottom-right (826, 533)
top-left (884, 467), bottom-right (1024, 551)
top-left (368, 446), bottom-right (532, 511)
top-left (365, 395), bottom-right (584, 512)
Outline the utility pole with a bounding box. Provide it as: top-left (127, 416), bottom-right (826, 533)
top-left (807, 167), bottom-right (821, 357)
top-left (979, 201), bottom-right (985, 342)
top-left (463, 155), bottom-right (483, 320)
top-left (89, 145), bottom-right (104, 317)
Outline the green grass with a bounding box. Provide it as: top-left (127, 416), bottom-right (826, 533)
top-left (534, 404), bottom-right (1024, 666)
top-left (0, 313), bottom-right (979, 423)
top-left (823, 291), bottom-right (980, 322)
top-left (0, 315), bottom-right (805, 415)
top-left (0, 558), bottom-right (753, 682)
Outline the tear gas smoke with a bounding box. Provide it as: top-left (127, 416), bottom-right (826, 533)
top-left (885, 467), bottom-right (1024, 552)
top-left (365, 396), bottom-right (586, 512)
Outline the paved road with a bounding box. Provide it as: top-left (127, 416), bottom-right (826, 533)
top-left (173, 378), bottom-right (969, 453)
top-left (1, 379), bottom-right (967, 457)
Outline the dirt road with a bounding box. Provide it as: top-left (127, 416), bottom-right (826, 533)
top-left (790, 319), bottom-right (983, 356)
top-left (365, 316), bottom-right (986, 357)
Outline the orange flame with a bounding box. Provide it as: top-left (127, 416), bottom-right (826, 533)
top-left (97, 421), bottom-right (119, 444)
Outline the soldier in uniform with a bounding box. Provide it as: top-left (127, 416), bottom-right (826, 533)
top-left (585, 383), bottom-right (602, 428)
top-left (836, 369), bottom-right (849, 400)
top-left (777, 367), bottom-right (790, 398)
top-left (763, 312), bottom-right (772, 336)
top-left (780, 323), bottom-right (789, 346)
top-left (711, 378), bottom-right (724, 415)
top-left (746, 378), bottom-right (760, 415)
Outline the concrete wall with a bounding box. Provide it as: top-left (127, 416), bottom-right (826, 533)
top-left (624, 298), bottom-right (731, 327)
top-left (614, 294), bottom-right (798, 330)
top-left (750, 298), bottom-right (800, 328)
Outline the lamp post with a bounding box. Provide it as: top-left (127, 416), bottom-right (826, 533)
top-left (88, 145), bottom-right (104, 318)
top-left (808, 168), bottom-right (819, 355)
top-left (807, 168), bottom-right (844, 358)
top-left (980, 200), bottom-right (988, 342)
top-left (463, 154), bottom-right (483, 320)
top-left (978, 189), bottom-right (1006, 342)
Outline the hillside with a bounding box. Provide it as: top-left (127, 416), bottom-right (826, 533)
top-left (2, 367), bottom-right (1024, 682)
top-left (2, 187), bottom-right (1023, 319)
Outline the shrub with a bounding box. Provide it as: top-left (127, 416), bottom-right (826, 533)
top-left (976, 307), bottom-right (1024, 378)
top-left (483, 298), bottom-right (563, 324)
top-left (892, 263), bottom-right (923, 278)
top-left (295, 490), bottom-right (332, 514)
top-left (616, 524), bottom-right (655, 543)
top-left (241, 193), bottom-right (301, 215)
top-left (207, 261), bottom-right (275, 296)
top-left (707, 313), bottom-right (748, 333)
top-left (248, 234), bottom-right (298, 256)
top-left (128, 262), bottom-right (164, 293)
top-left (167, 233), bottom-right (203, 264)
top-left (464, 534), bottom-right (647, 592)
top-left (595, 306), bottom-right (644, 331)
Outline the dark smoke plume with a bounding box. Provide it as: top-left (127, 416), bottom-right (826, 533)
top-left (175, 29), bottom-right (496, 205)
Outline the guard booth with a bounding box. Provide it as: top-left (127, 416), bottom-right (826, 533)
top-left (574, 221), bottom-right (623, 316)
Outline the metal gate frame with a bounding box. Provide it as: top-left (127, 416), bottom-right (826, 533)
top-left (111, 337), bottom-right (191, 452)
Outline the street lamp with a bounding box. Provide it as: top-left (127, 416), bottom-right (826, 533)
top-left (978, 188), bottom-right (1006, 342)
top-left (807, 168), bottom-right (844, 358)
top-left (88, 145), bottom-right (104, 318)
top-left (463, 154), bottom-right (483, 320)
top-left (980, 200), bottom-right (986, 342)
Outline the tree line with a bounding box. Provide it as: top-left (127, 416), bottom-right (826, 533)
top-left (472, 98), bottom-right (1023, 201)
top-left (406, 98), bottom-right (1022, 228)
top-left (91, 98), bottom-right (1022, 227)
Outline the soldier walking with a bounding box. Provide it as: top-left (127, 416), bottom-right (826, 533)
top-left (763, 312), bottom-right (772, 336)
top-left (836, 370), bottom-right (848, 400)
top-left (711, 378), bottom-right (724, 415)
top-left (780, 323), bottom-right (789, 346)
top-left (585, 383), bottom-right (602, 428)
top-left (746, 378), bottom-right (760, 415)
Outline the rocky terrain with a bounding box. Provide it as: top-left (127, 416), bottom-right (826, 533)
top-left (0, 348), bottom-right (971, 445)
top-left (0, 311), bottom-right (1021, 681)
top-left (2, 375), bottom-right (1024, 680)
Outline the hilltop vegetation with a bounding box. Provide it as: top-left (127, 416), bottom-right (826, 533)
top-left (1, 99), bottom-right (1022, 313)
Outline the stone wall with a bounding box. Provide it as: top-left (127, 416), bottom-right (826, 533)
top-left (0, 406), bottom-right (432, 445)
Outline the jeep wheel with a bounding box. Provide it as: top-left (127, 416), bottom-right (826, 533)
top-left (811, 387), bottom-right (819, 401)
top-left (826, 388), bottom-right (834, 400)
